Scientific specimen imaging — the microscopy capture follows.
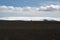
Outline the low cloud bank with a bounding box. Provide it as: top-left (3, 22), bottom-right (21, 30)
top-left (0, 17), bottom-right (60, 21)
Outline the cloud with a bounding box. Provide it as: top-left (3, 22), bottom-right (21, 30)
top-left (0, 4), bottom-right (60, 14)
top-left (0, 17), bottom-right (60, 21)
top-left (40, 4), bottom-right (60, 11)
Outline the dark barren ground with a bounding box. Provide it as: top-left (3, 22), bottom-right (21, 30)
top-left (0, 20), bottom-right (60, 40)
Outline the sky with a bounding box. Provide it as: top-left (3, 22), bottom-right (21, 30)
top-left (0, 0), bottom-right (60, 7)
top-left (0, 0), bottom-right (60, 20)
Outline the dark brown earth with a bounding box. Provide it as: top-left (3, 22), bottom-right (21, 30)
top-left (0, 20), bottom-right (60, 40)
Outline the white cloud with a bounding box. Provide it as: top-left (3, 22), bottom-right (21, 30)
top-left (0, 17), bottom-right (60, 21)
top-left (0, 4), bottom-right (60, 14)
top-left (39, 4), bottom-right (60, 11)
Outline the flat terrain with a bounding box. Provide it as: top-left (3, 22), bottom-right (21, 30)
top-left (0, 20), bottom-right (60, 29)
top-left (0, 20), bottom-right (60, 40)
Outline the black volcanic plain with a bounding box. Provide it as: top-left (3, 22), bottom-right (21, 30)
top-left (0, 20), bottom-right (60, 40)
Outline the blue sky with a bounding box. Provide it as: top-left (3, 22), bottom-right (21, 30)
top-left (0, 0), bottom-right (60, 7)
top-left (0, 0), bottom-right (60, 20)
